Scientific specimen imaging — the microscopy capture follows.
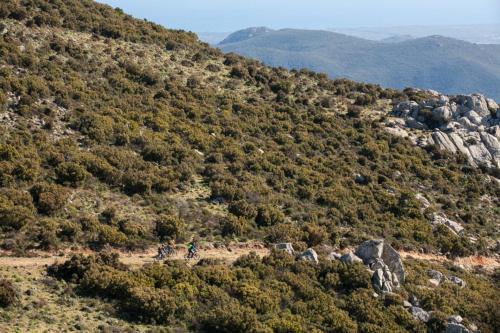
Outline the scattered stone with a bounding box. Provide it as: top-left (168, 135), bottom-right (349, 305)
top-left (328, 252), bottom-right (342, 260)
top-left (410, 306), bottom-right (430, 323)
top-left (448, 315), bottom-right (463, 324)
top-left (427, 269), bottom-right (444, 283)
top-left (403, 300), bottom-right (412, 308)
top-left (299, 248), bottom-right (319, 264)
top-left (409, 294), bottom-right (420, 307)
top-left (448, 276), bottom-right (466, 288)
top-left (428, 279), bottom-right (440, 287)
top-left (340, 252), bottom-right (363, 264)
top-left (274, 243), bottom-right (295, 255)
top-left (415, 193), bottom-right (430, 209)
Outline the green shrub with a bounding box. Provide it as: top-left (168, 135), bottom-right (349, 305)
top-left (222, 215), bottom-right (249, 236)
top-left (56, 162), bottom-right (88, 186)
top-left (0, 279), bottom-right (17, 308)
top-left (154, 215), bottom-right (185, 241)
top-left (30, 183), bottom-right (68, 215)
top-left (255, 205), bottom-right (285, 227)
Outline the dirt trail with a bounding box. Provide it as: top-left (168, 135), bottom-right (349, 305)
top-left (0, 244), bottom-right (270, 269)
top-left (0, 245), bottom-right (498, 271)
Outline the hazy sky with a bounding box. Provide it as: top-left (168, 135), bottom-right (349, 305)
top-left (97, 0), bottom-right (500, 32)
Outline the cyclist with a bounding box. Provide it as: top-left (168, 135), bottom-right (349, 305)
top-left (186, 240), bottom-right (197, 258)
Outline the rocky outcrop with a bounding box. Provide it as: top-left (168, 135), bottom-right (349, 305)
top-left (299, 248), bottom-right (319, 264)
top-left (355, 239), bottom-right (405, 283)
top-left (353, 239), bottom-right (405, 293)
top-left (431, 213), bottom-right (464, 235)
top-left (389, 92), bottom-right (500, 168)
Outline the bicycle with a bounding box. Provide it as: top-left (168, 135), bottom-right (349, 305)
top-left (154, 245), bottom-right (177, 261)
top-left (184, 250), bottom-right (200, 260)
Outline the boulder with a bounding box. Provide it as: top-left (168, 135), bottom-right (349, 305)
top-left (431, 214), bottom-right (464, 235)
top-left (355, 239), bottom-right (384, 264)
top-left (432, 131), bottom-right (458, 153)
top-left (486, 98), bottom-right (499, 111)
top-left (355, 239), bottom-right (405, 283)
top-left (427, 269), bottom-right (444, 284)
top-left (432, 106), bottom-right (452, 124)
top-left (371, 261), bottom-right (401, 293)
top-left (382, 243), bottom-right (405, 283)
top-left (403, 300), bottom-right (412, 308)
top-left (299, 248), bottom-right (318, 264)
top-left (274, 243), bottom-right (295, 255)
top-left (448, 315), bottom-right (463, 324)
top-left (465, 110), bottom-right (483, 125)
top-left (328, 252), bottom-right (342, 260)
top-left (445, 323), bottom-right (470, 333)
top-left (466, 94), bottom-right (490, 117)
top-left (415, 193), bottom-right (430, 209)
top-left (409, 294), bottom-right (420, 307)
top-left (480, 132), bottom-right (500, 166)
top-left (340, 252), bottom-right (363, 264)
top-left (448, 276), bottom-right (466, 288)
top-left (410, 306), bottom-right (430, 323)
top-left (406, 118), bottom-right (428, 130)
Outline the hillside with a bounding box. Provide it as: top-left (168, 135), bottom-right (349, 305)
top-left (219, 28), bottom-right (500, 100)
top-left (0, 1), bottom-right (499, 332)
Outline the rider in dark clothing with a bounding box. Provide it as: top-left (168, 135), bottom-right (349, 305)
top-left (187, 241), bottom-right (197, 258)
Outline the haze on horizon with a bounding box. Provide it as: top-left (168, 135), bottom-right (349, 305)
top-left (97, 0), bottom-right (500, 33)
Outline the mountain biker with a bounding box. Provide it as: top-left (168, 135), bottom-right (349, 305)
top-left (187, 240), bottom-right (197, 258)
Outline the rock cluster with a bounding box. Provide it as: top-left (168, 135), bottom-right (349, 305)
top-left (355, 239), bottom-right (405, 291)
top-left (335, 239), bottom-right (405, 293)
top-left (390, 92), bottom-right (500, 168)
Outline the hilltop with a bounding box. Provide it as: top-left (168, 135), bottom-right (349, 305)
top-left (219, 28), bottom-right (500, 100)
top-left (0, 1), bottom-right (499, 332)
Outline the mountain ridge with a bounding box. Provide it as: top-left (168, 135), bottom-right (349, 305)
top-left (219, 27), bottom-right (500, 100)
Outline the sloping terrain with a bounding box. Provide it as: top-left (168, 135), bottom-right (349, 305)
top-left (219, 28), bottom-right (500, 100)
top-left (0, 1), bottom-right (499, 332)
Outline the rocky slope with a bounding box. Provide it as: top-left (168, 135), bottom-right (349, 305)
top-left (387, 92), bottom-right (500, 169)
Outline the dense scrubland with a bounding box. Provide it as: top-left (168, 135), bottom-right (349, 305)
top-left (0, 1), bottom-right (498, 332)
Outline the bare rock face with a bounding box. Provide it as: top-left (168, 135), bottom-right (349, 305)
top-left (389, 92), bottom-right (500, 169)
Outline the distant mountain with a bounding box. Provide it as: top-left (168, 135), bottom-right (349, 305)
top-left (219, 28), bottom-right (500, 100)
top-left (219, 27), bottom-right (274, 44)
top-left (329, 24), bottom-right (500, 45)
top-left (381, 35), bottom-right (414, 43)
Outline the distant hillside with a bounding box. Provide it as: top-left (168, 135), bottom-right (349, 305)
top-left (219, 26), bottom-right (274, 45)
top-left (329, 24), bottom-right (500, 45)
top-left (219, 28), bottom-right (500, 100)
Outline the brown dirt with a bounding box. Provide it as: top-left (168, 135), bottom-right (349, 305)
top-left (0, 245), bottom-right (497, 272)
top-left (0, 243), bottom-right (270, 269)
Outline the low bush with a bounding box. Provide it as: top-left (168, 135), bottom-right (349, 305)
top-left (0, 279), bottom-right (17, 308)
